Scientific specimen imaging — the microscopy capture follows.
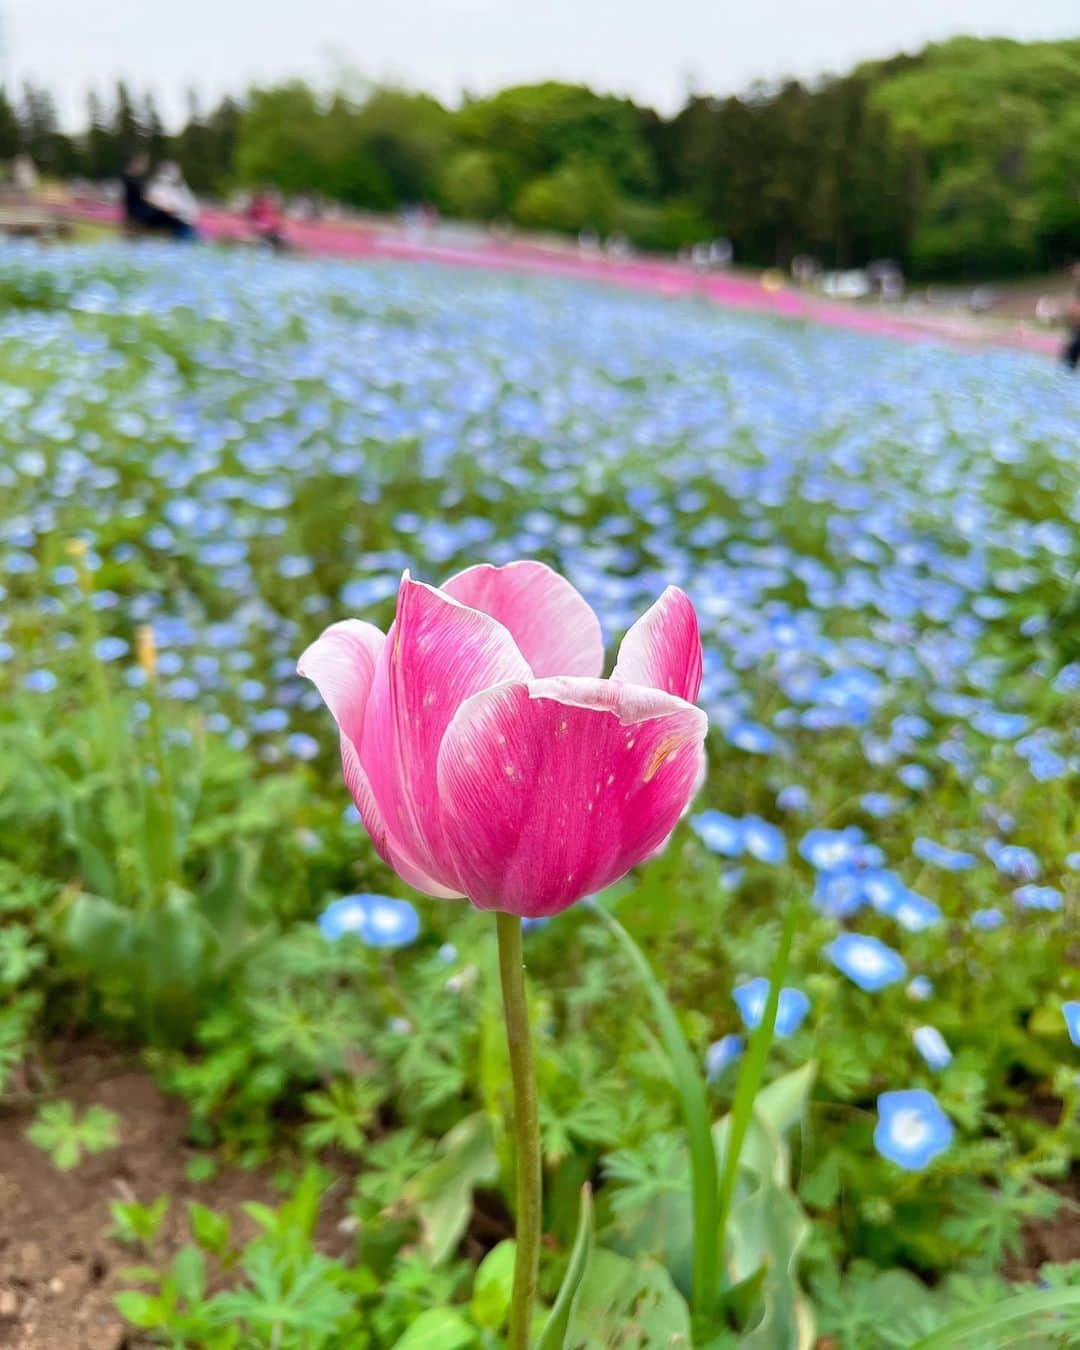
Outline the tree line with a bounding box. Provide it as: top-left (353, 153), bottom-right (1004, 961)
top-left (2, 36), bottom-right (1077, 279)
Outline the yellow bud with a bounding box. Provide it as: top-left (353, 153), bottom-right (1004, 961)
top-left (136, 625), bottom-right (158, 679)
top-left (65, 538), bottom-right (88, 559)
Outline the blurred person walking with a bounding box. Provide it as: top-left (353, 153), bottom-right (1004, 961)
top-left (246, 189), bottom-right (287, 252)
top-left (1062, 264), bottom-right (1080, 371)
top-left (146, 161), bottom-right (199, 239)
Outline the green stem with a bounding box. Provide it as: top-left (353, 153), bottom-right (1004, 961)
top-left (715, 890), bottom-right (802, 1275)
top-left (496, 912), bottom-right (542, 1350)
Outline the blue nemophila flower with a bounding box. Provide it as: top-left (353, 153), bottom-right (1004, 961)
top-left (897, 764), bottom-right (931, 791)
top-left (907, 976), bottom-right (933, 1001)
top-left (874, 1090), bottom-right (954, 1170)
top-left (1013, 884), bottom-right (1062, 912)
top-left (705, 1034), bottom-right (744, 1081)
top-left (913, 838), bottom-right (976, 871)
top-left (93, 635), bottom-right (129, 663)
top-left (1064, 1003), bottom-right (1080, 1048)
top-left (913, 1025), bottom-right (952, 1070)
top-left (826, 933), bottom-right (906, 992)
top-left (971, 907), bottom-right (1005, 931)
top-left (860, 792), bottom-right (898, 819)
top-left (800, 827), bottom-right (865, 871)
top-left (691, 810), bottom-right (743, 857)
top-left (728, 721), bottom-right (776, 754)
top-left (318, 894), bottom-right (420, 948)
top-left (985, 840), bottom-right (1040, 881)
top-left (733, 977), bottom-right (810, 1037)
top-left (740, 816), bottom-right (787, 864)
top-left (776, 785), bottom-right (809, 813)
top-left (889, 890), bottom-right (942, 933)
top-left (970, 708), bottom-right (1028, 740)
top-left (24, 669), bottom-right (58, 693)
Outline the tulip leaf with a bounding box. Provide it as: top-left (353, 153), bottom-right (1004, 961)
top-left (404, 1112), bottom-right (498, 1265)
top-left (593, 904), bottom-right (719, 1336)
top-left (536, 1183), bottom-right (594, 1350)
top-left (566, 1248), bottom-right (692, 1348)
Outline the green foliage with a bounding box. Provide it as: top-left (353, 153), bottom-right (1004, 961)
top-left (513, 159), bottom-right (619, 236)
top-left (110, 1195), bottom-right (170, 1250)
top-left (437, 150), bottom-right (502, 220)
top-left (26, 1099), bottom-right (119, 1171)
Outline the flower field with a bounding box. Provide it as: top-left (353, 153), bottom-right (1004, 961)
top-left (0, 242), bottom-right (1078, 1347)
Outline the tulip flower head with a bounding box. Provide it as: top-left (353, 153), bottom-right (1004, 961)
top-left (299, 562), bottom-right (707, 917)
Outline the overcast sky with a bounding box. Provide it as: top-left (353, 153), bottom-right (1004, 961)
top-left (2, 0), bottom-right (1076, 127)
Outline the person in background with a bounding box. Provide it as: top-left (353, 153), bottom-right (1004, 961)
top-left (247, 189), bottom-right (287, 252)
top-left (1062, 264), bottom-right (1080, 371)
top-left (121, 152), bottom-right (192, 240)
top-left (146, 161), bottom-right (199, 239)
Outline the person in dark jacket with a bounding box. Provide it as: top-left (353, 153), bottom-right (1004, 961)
top-left (121, 153), bottom-right (191, 239)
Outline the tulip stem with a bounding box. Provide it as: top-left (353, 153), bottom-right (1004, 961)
top-left (496, 911), bottom-right (542, 1350)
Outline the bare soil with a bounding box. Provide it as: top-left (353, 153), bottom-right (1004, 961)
top-left (0, 1049), bottom-right (351, 1350)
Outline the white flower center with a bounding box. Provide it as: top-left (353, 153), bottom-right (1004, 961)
top-left (369, 906), bottom-right (400, 934)
top-left (891, 1109), bottom-right (930, 1150)
top-left (847, 944), bottom-right (885, 976)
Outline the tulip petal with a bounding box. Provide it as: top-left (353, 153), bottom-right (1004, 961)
top-left (361, 574), bottom-right (533, 894)
top-left (297, 619), bottom-right (385, 748)
top-left (441, 560), bottom-right (604, 678)
top-left (437, 676), bottom-right (708, 916)
top-left (298, 619), bottom-right (461, 897)
top-left (613, 586), bottom-right (703, 702)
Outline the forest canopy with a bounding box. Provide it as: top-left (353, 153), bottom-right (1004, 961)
top-left (3, 36), bottom-right (1078, 279)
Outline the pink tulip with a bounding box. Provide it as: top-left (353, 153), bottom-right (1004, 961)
top-left (298, 561), bottom-right (707, 917)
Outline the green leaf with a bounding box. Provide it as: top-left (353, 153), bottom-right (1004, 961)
top-left (392, 1307), bottom-right (477, 1349)
top-left (109, 1195), bottom-right (169, 1248)
top-left (593, 905), bottom-right (718, 1335)
top-left (172, 1245), bottom-right (207, 1305)
top-left (726, 1171), bottom-right (814, 1349)
top-left (188, 1202), bottom-right (231, 1256)
top-left (752, 1062), bottom-right (817, 1138)
top-left (114, 1290), bottom-right (165, 1329)
top-left (26, 1100), bottom-right (119, 1171)
top-left (909, 1287), bottom-right (1080, 1349)
top-left (537, 1183), bottom-right (594, 1350)
top-left (470, 1239), bottom-right (517, 1330)
top-left (405, 1112), bottom-right (498, 1265)
top-left (568, 1248), bottom-right (692, 1348)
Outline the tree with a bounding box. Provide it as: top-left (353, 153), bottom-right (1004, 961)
top-left (18, 83), bottom-right (76, 177)
top-left (352, 89), bottom-right (455, 204)
top-left (0, 85), bottom-right (19, 162)
top-left (911, 163), bottom-right (1039, 277)
top-left (83, 90), bottom-right (115, 179)
top-left (1029, 107), bottom-right (1080, 264)
top-left (111, 81), bottom-right (141, 165)
top-left (457, 83), bottom-right (658, 201)
top-left (512, 159), bottom-right (618, 236)
top-left (142, 93), bottom-right (168, 164)
top-left (437, 149), bottom-right (500, 219)
top-left (233, 83), bottom-right (392, 208)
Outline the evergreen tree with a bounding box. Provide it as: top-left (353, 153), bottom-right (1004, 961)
top-left (0, 85), bottom-right (19, 162)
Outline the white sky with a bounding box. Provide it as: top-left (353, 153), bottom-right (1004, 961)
top-left (2, 0), bottom-right (1077, 127)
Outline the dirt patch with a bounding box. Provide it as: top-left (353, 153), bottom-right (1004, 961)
top-left (1005, 1168), bottom-right (1080, 1282)
top-left (0, 1048), bottom-right (352, 1349)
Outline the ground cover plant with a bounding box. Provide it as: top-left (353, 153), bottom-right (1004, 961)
top-left (0, 241), bottom-right (1077, 1346)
